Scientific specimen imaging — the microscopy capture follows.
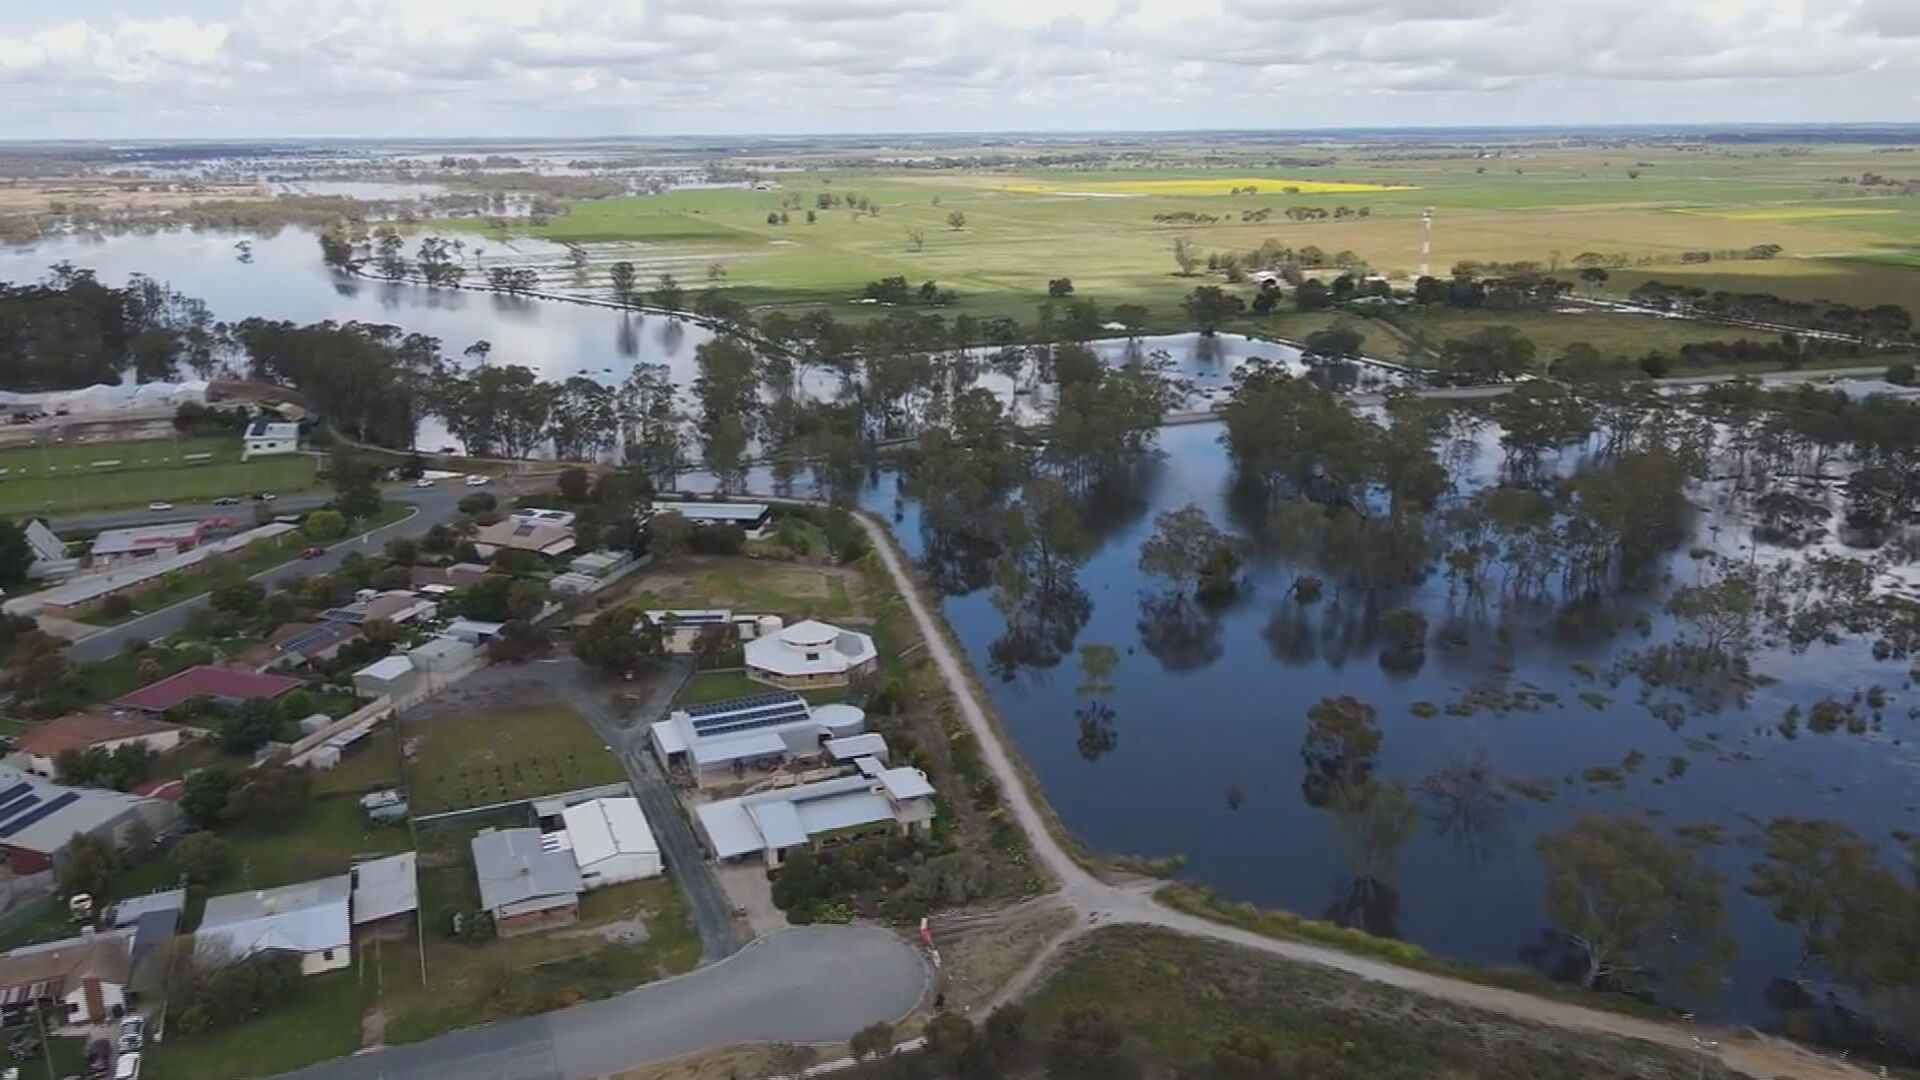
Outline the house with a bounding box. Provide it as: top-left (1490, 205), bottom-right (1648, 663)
top-left (7, 710), bottom-right (184, 777)
top-left (88, 520), bottom-right (205, 567)
top-left (694, 754), bottom-right (936, 867)
top-left (642, 609), bottom-right (766, 655)
top-left (197, 874), bottom-right (353, 975)
top-left (0, 767), bottom-right (178, 874)
top-left (352, 656), bottom-right (416, 700)
top-left (242, 418), bottom-right (300, 460)
top-left (115, 665), bottom-right (303, 714)
top-left (9, 523), bottom-right (299, 619)
top-left (649, 693), bottom-right (867, 788)
top-left (648, 500), bottom-right (773, 539)
top-left (410, 563), bottom-right (491, 591)
top-left (471, 518), bottom-right (577, 559)
top-left (241, 620), bottom-right (365, 671)
top-left (324, 590), bottom-right (437, 626)
top-left (442, 618), bottom-right (505, 644)
top-left (743, 618), bottom-right (879, 689)
top-left (0, 932), bottom-right (134, 1026)
top-left (350, 852), bottom-right (419, 928)
top-left (471, 827), bottom-right (581, 938)
top-left (547, 798), bottom-right (661, 889)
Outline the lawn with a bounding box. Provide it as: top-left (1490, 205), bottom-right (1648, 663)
top-left (618, 557), bottom-right (858, 621)
top-left (672, 669), bottom-right (847, 708)
top-left (0, 434), bottom-right (318, 516)
top-left (403, 704), bottom-right (624, 814)
top-left (1390, 306), bottom-right (1756, 368)
top-left (311, 721), bottom-right (404, 798)
top-left (383, 874), bottom-right (700, 1044)
top-left (143, 961), bottom-right (374, 1080)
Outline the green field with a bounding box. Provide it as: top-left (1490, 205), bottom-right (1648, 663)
top-left (0, 434), bottom-right (318, 516)
top-left (439, 143), bottom-right (1920, 329)
top-left (403, 704), bottom-right (624, 813)
top-left (674, 668), bottom-right (847, 707)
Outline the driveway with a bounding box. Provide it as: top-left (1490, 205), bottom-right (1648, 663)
top-left (277, 926), bottom-right (926, 1080)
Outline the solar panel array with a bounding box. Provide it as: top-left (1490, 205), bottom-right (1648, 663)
top-left (513, 523), bottom-right (537, 537)
top-left (686, 691), bottom-right (809, 738)
top-left (0, 780), bottom-right (84, 840)
top-left (280, 622), bottom-right (348, 654)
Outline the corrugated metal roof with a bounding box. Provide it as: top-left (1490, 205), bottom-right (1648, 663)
top-left (561, 798), bottom-right (658, 868)
top-left (351, 852), bottom-right (418, 925)
top-left (199, 875), bottom-right (352, 959)
top-left (471, 828), bottom-right (580, 913)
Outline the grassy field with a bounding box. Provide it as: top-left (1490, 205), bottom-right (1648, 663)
top-left (436, 144), bottom-right (1920, 327)
top-left (404, 704), bottom-right (624, 814)
top-left (0, 434), bottom-right (318, 516)
top-left (144, 963), bottom-right (372, 1080)
top-left (1023, 926), bottom-right (1704, 1080)
top-left (672, 669), bottom-right (847, 708)
top-left (614, 557), bottom-right (859, 621)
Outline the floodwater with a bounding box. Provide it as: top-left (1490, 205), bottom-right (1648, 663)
top-left (5, 224), bottom-right (1909, 1032)
top-left (858, 424), bottom-right (1920, 1031)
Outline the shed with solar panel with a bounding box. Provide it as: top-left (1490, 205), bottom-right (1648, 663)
top-left (0, 766), bottom-right (178, 875)
top-left (649, 692), bottom-right (867, 789)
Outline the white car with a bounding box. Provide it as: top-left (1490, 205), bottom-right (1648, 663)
top-left (115, 1050), bottom-right (141, 1080)
top-left (414, 477), bottom-right (436, 488)
top-left (119, 1015), bottom-right (145, 1051)
top-left (146, 501), bottom-right (173, 512)
top-left (464, 474), bottom-right (489, 487)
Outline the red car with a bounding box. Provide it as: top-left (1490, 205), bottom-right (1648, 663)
top-left (300, 546), bottom-right (324, 559)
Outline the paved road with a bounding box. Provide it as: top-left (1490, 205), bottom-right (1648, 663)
top-left (279, 926), bottom-right (926, 1080)
top-left (61, 486), bottom-right (471, 662)
top-left (50, 493), bottom-right (340, 533)
top-left (833, 502), bottom-right (1873, 1080)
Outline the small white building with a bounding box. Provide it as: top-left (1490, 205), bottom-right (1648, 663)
top-left (198, 874), bottom-right (353, 975)
top-left (648, 500), bottom-right (773, 539)
top-left (743, 618), bottom-right (879, 689)
top-left (352, 655), bottom-right (417, 700)
top-left (547, 797), bottom-right (662, 888)
top-left (407, 636), bottom-right (476, 674)
top-left (242, 418), bottom-right (301, 460)
top-left (642, 609), bottom-right (766, 654)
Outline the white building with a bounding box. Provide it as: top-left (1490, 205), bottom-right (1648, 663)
top-left (642, 609), bottom-right (765, 654)
top-left (650, 693), bottom-right (866, 788)
top-left (198, 874), bottom-right (353, 975)
top-left (352, 655), bottom-right (417, 699)
top-left (242, 418), bottom-right (301, 460)
top-left (648, 500), bottom-right (773, 539)
top-left (546, 797), bottom-right (662, 888)
top-left (743, 618), bottom-right (879, 690)
top-left (694, 752), bottom-right (936, 867)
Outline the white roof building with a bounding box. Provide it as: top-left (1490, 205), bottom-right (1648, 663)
top-left (351, 852), bottom-right (419, 926)
top-left (693, 751), bottom-right (936, 867)
top-left (743, 619), bottom-right (879, 689)
top-left (198, 874), bottom-right (353, 976)
top-left (352, 655), bottom-right (416, 699)
top-left (648, 500), bottom-right (773, 538)
top-left (649, 692), bottom-right (866, 786)
top-left (243, 419), bottom-right (301, 460)
top-left (548, 797), bottom-right (662, 888)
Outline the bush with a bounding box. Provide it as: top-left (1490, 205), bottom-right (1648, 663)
top-left (99, 593), bottom-right (133, 619)
top-left (302, 509), bottom-right (347, 541)
top-left (688, 523), bottom-right (746, 556)
top-left (1888, 360), bottom-right (1916, 387)
top-left (457, 492), bottom-right (497, 515)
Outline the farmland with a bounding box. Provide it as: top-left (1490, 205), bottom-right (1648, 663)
top-left (438, 142), bottom-right (1920, 330)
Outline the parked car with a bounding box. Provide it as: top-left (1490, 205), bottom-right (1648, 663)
top-left (146, 501), bottom-right (173, 512)
top-left (118, 1016), bottom-right (144, 1052)
top-left (114, 1050), bottom-right (140, 1080)
top-left (211, 496), bottom-right (240, 506)
top-left (300, 546), bottom-right (324, 559)
top-left (252, 492), bottom-right (276, 502)
top-left (414, 477), bottom-right (435, 488)
top-left (464, 474), bottom-right (489, 486)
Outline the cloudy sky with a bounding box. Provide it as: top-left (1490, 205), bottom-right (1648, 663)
top-left (2, 0), bottom-right (1916, 139)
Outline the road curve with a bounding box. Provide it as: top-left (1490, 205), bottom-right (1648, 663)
top-left (278, 926), bottom-right (927, 1080)
top-left (844, 504), bottom-right (1873, 1080)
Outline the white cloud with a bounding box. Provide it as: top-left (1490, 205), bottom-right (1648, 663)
top-left (0, 0), bottom-right (1914, 137)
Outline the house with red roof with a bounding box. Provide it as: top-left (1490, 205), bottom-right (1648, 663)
top-left (114, 665), bottom-right (303, 715)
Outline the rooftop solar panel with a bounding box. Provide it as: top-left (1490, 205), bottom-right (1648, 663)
top-left (684, 691), bottom-right (800, 720)
top-left (0, 790), bottom-right (39, 824)
top-left (0, 782), bottom-right (31, 806)
top-left (689, 701), bottom-right (810, 734)
top-left (0, 792), bottom-right (80, 838)
top-left (696, 703), bottom-right (814, 738)
top-left (513, 523), bottom-right (536, 536)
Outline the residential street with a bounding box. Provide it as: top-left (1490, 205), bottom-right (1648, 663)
top-left (279, 927), bottom-right (926, 1080)
top-left (56, 485), bottom-right (471, 662)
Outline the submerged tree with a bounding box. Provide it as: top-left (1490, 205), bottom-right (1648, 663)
top-left (1299, 695), bottom-right (1382, 808)
top-left (1138, 505), bottom-right (1243, 604)
top-left (1326, 779), bottom-right (1418, 936)
top-left (1537, 815), bottom-right (1731, 994)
